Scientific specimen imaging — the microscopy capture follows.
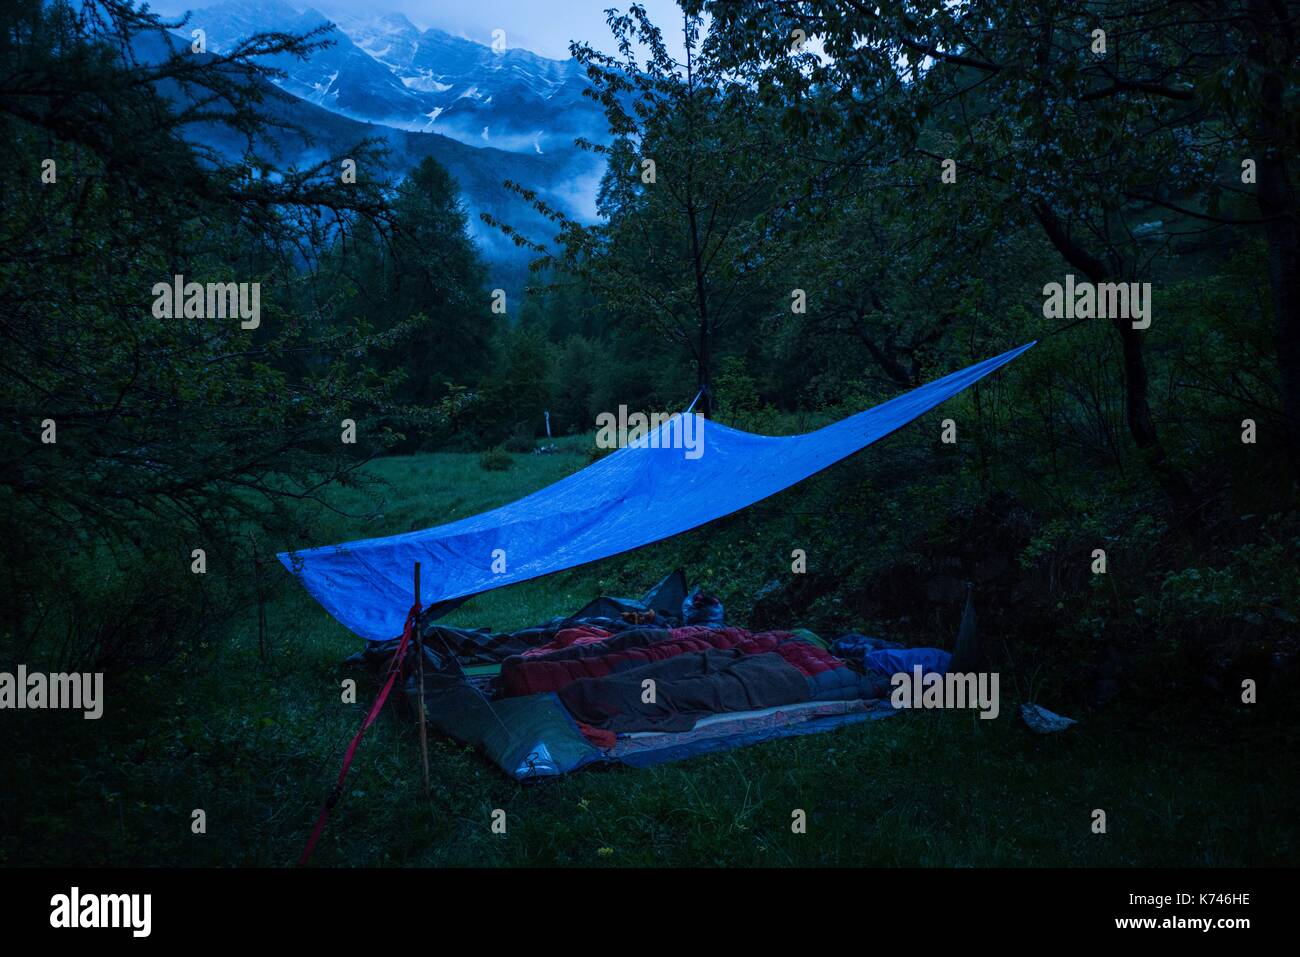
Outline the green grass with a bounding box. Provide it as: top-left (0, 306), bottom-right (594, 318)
top-left (2, 443), bottom-right (1295, 867)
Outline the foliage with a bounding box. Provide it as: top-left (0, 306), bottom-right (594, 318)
top-left (487, 5), bottom-right (812, 415)
top-left (478, 447), bottom-right (513, 472)
top-left (327, 157), bottom-right (496, 441)
top-left (0, 1), bottom-right (483, 667)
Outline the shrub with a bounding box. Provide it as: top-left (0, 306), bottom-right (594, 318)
top-left (479, 447), bottom-right (512, 471)
top-left (502, 424), bottom-right (537, 453)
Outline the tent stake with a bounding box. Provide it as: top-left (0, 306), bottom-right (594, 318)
top-left (414, 562), bottom-right (430, 795)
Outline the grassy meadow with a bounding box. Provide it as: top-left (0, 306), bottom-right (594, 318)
top-left (3, 436), bottom-right (1294, 868)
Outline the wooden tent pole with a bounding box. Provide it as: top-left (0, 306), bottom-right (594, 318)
top-left (414, 562), bottom-right (430, 795)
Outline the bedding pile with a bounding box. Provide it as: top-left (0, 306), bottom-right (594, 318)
top-left (348, 571), bottom-right (950, 778)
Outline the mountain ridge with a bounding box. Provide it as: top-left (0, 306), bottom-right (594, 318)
top-left (135, 19), bottom-right (605, 292)
top-left (184, 0), bottom-right (605, 154)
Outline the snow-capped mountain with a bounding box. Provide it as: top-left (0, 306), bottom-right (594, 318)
top-left (337, 10), bottom-right (593, 151)
top-left (185, 0), bottom-right (606, 155)
top-left (159, 0), bottom-right (609, 294)
top-left (184, 0), bottom-right (428, 123)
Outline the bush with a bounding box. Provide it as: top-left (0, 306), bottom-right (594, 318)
top-left (0, 525), bottom-right (246, 673)
top-left (502, 424), bottom-right (537, 453)
top-left (479, 447), bottom-right (512, 471)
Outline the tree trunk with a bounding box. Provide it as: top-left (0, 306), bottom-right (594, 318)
top-left (687, 196), bottom-right (713, 418)
top-left (1249, 2), bottom-right (1300, 469)
top-left (1033, 202), bottom-right (1194, 506)
top-left (695, 337), bottom-right (712, 418)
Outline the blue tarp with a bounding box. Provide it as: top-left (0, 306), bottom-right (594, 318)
top-left (280, 342), bottom-right (1035, 641)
